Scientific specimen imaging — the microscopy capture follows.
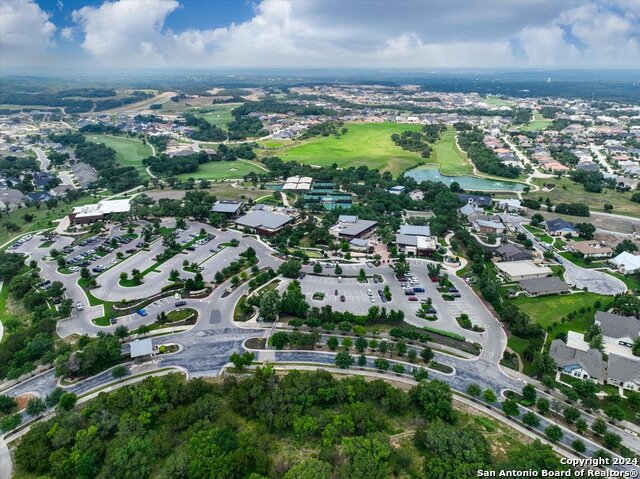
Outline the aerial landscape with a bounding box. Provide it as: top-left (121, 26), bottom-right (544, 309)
top-left (1, 0), bottom-right (640, 478)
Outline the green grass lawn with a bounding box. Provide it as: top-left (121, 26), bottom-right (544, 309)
top-left (484, 95), bottom-right (516, 107)
top-left (425, 127), bottom-right (473, 175)
top-left (525, 177), bottom-right (640, 218)
top-left (177, 160), bottom-right (265, 180)
top-left (518, 112), bottom-right (552, 132)
top-left (523, 224), bottom-right (553, 244)
top-left (0, 195), bottom-right (97, 249)
top-left (510, 292), bottom-right (609, 345)
top-left (559, 251), bottom-right (605, 269)
top-left (194, 104), bottom-right (239, 130)
top-left (507, 336), bottom-right (536, 376)
top-left (606, 271), bottom-right (640, 291)
top-left (85, 134), bottom-right (152, 175)
top-left (277, 122), bottom-right (424, 175)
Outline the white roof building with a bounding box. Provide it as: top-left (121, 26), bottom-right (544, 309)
top-left (129, 338), bottom-right (153, 358)
top-left (495, 260), bottom-right (552, 281)
top-left (609, 251), bottom-right (640, 275)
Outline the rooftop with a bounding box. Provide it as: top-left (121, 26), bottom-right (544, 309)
top-left (129, 338), bottom-right (153, 358)
top-left (549, 339), bottom-right (603, 379)
top-left (398, 225), bottom-right (431, 236)
top-left (234, 210), bottom-right (293, 231)
top-left (519, 276), bottom-right (570, 295)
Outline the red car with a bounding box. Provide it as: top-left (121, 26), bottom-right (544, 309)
top-left (408, 296), bottom-right (418, 301)
top-left (430, 277), bottom-right (439, 283)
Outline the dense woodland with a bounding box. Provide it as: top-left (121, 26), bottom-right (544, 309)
top-left (0, 87), bottom-right (151, 114)
top-left (455, 126), bottom-right (521, 178)
top-left (48, 132), bottom-right (143, 192)
top-left (13, 369), bottom-right (567, 479)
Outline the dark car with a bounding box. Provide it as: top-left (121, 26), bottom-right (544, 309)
top-left (136, 242), bottom-right (145, 248)
top-left (448, 287), bottom-right (459, 293)
top-left (404, 289), bottom-right (414, 295)
top-left (425, 307), bottom-right (437, 314)
top-left (452, 293), bottom-right (462, 298)
top-left (413, 287), bottom-right (425, 293)
top-left (186, 246), bottom-right (195, 251)
top-left (175, 300), bottom-right (187, 307)
top-left (109, 316), bottom-right (117, 325)
top-left (298, 272), bottom-right (306, 280)
top-left (340, 295), bottom-right (345, 302)
top-left (334, 289), bottom-right (338, 295)
top-left (92, 267), bottom-right (104, 273)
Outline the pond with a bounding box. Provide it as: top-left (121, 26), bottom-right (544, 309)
top-left (405, 165), bottom-right (526, 192)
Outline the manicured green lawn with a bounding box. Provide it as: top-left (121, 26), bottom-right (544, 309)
top-left (523, 224), bottom-right (553, 244)
top-left (507, 336), bottom-right (536, 376)
top-left (426, 127), bottom-right (473, 176)
top-left (559, 251), bottom-right (605, 269)
top-left (525, 177), bottom-right (640, 218)
top-left (606, 271), bottom-right (640, 291)
top-left (510, 292), bottom-right (610, 344)
top-left (166, 308), bottom-right (195, 322)
top-left (85, 134), bottom-right (153, 175)
top-left (518, 112), bottom-right (552, 132)
top-left (484, 95), bottom-right (516, 107)
top-left (177, 160), bottom-right (265, 180)
top-left (194, 104), bottom-right (239, 130)
top-left (0, 195), bottom-right (97, 249)
top-left (278, 122), bottom-right (424, 175)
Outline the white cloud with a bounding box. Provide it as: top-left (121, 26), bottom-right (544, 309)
top-left (3, 0), bottom-right (638, 70)
top-left (60, 27), bottom-right (74, 41)
top-left (71, 0), bottom-right (180, 65)
top-left (0, 0), bottom-right (57, 69)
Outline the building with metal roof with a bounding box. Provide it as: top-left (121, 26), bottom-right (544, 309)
top-left (519, 276), bottom-right (570, 297)
top-left (234, 210), bottom-right (294, 236)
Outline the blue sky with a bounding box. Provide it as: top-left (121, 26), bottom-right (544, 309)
top-left (1, 0), bottom-right (639, 71)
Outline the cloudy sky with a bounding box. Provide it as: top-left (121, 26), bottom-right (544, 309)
top-left (1, 0), bottom-right (639, 72)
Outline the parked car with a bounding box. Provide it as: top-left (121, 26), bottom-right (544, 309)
top-left (334, 289), bottom-right (338, 295)
top-left (298, 272), bottom-right (306, 280)
top-left (425, 307), bottom-right (437, 314)
top-left (136, 308), bottom-right (148, 316)
top-left (340, 295), bottom-right (345, 302)
top-left (76, 302), bottom-right (84, 311)
top-left (407, 296), bottom-right (418, 301)
top-left (337, 277), bottom-right (342, 283)
top-left (448, 287), bottom-right (459, 293)
top-left (413, 287), bottom-right (425, 293)
top-left (110, 316), bottom-right (117, 325)
top-left (175, 300), bottom-right (187, 307)
top-left (404, 289), bottom-right (414, 295)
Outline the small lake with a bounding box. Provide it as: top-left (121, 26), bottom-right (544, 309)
top-left (405, 165), bottom-right (526, 192)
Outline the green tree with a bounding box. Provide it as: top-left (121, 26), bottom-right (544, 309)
top-left (605, 404), bottom-right (625, 422)
top-left (57, 392), bottom-right (78, 411)
top-left (0, 395), bottom-right (17, 414)
top-left (392, 364), bottom-right (405, 375)
top-left (284, 458), bottom-right (332, 479)
top-left (111, 365), bottom-right (127, 379)
top-left (413, 380), bottom-right (455, 423)
top-left (25, 397), bottom-right (46, 416)
top-left (326, 336), bottom-right (339, 350)
top-left (592, 417), bottom-right (608, 436)
top-left (499, 440), bottom-right (567, 473)
top-left (502, 399), bottom-right (520, 417)
top-left (0, 414), bottom-right (21, 432)
top-left (335, 351), bottom-right (354, 369)
top-left (466, 384), bottom-right (481, 397)
top-left (483, 389), bottom-right (497, 403)
top-left (278, 260), bottom-right (302, 279)
top-left (313, 263), bottom-right (322, 274)
top-left (522, 411), bottom-right (540, 428)
top-left (572, 439), bottom-right (586, 453)
top-left (522, 384), bottom-right (537, 403)
top-left (340, 434), bottom-right (391, 479)
top-left (544, 425), bottom-right (563, 442)
top-left (575, 418), bottom-right (588, 434)
top-left (374, 358), bottom-right (389, 371)
top-left (563, 406), bottom-right (581, 425)
top-left (259, 290), bottom-right (281, 322)
top-left (603, 431), bottom-right (622, 450)
top-left (536, 397), bottom-right (550, 415)
top-left (357, 354), bottom-right (367, 367)
top-left (420, 347), bottom-right (434, 363)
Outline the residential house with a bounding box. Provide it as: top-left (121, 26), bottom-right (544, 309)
top-left (595, 311), bottom-right (640, 349)
top-left (544, 218), bottom-right (577, 236)
top-left (519, 276), bottom-right (570, 297)
top-left (566, 240), bottom-right (613, 258)
top-left (607, 355), bottom-right (640, 392)
top-left (495, 260), bottom-right (552, 281)
top-left (609, 251), bottom-right (640, 275)
top-left (472, 219), bottom-right (505, 235)
top-left (549, 334), bottom-right (604, 383)
top-left (496, 198), bottom-right (523, 213)
top-left (458, 193), bottom-right (492, 208)
top-left (496, 243), bottom-right (532, 262)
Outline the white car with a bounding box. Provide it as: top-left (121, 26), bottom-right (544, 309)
top-left (76, 302), bottom-right (84, 311)
top-left (367, 289), bottom-right (373, 296)
top-left (337, 277), bottom-right (343, 283)
top-left (370, 297), bottom-right (376, 302)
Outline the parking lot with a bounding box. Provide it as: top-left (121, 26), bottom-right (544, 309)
top-left (298, 275), bottom-right (390, 314)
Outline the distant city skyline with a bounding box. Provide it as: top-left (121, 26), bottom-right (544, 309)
top-left (1, 0), bottom-right (639, 72)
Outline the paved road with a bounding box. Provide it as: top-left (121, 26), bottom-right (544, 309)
top-left (31, 147), bottom-right (49, 171)
top-left (501, 214), bottom-right (626, 295)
